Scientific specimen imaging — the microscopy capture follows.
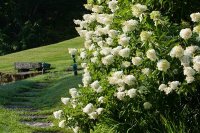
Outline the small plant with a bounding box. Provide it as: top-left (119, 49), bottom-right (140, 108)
top-left (54, 0), bottom-right (200, 132)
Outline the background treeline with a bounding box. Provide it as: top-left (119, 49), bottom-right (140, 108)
top-left (0, 0), bottom-right (86, 55)
top-left (1, 0), bottom-right (200, 55)
top-left (138, 0), bottom-right (200, 22)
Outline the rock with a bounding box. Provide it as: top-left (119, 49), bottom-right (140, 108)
top-left (21, 121), bottom-right (54, 128)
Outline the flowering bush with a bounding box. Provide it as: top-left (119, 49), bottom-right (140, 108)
top-left (54, 0), bottom-right (200, 132)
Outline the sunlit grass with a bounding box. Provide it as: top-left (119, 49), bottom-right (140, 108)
top-left (0, 71), bottom-right (82, 132)
top-left (0, 107), bottom-right (32, 133)
top-left (0, 37), bottom-right (83, 132)
top-left (0, 37), bottom-right (83, 73)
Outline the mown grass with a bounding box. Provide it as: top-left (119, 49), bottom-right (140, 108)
top-left (0, 37), bottom-right (83, 73)
top-left (0, 37), bottom-right (83, 132)
top-left (0, 81), bottom-right (36, 105)
top-left (0, 72), bottom-right (82, 132)
top-left (0, 107), bottom-right (32, 133)
top-left (31, 72), bottom-right (82, 109)
top-left (0, 72), bottom-right (82, 107)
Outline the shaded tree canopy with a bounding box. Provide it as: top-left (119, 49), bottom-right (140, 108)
top-left (0, 0), bottom-right (87, 55)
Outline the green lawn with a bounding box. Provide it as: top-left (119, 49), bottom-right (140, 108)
top-left (0, 37), bottom-right (83, 132)
top-left (0, 107), bottom-right (32, 133)
top-left (0, 71), bottom-right (82, 133)
top-left (0, 37), bottom-right (83, 73)
top-left (30, 72), bottom-right (82, 109)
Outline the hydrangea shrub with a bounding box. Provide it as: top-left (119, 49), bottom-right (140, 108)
top-left (54, 0), bottom-right (200, 132)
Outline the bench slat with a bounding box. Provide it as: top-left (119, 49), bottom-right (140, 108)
top-left (15, 62), bottom-right (41, 70)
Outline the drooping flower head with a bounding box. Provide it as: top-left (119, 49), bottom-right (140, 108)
top-left (190, 12), bottom-right (200, 22)
top-left (180, 28), bottom-right (192, 40)
top-left (157, 59), bottom-right (170, 72)
top-left (132, 3), bottom-right (148, 18)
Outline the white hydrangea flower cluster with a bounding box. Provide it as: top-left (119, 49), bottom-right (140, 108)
top-left (114, 88), bottom-right (137, 100)
top-left (90, 80), bottom-right (103, 93)
top-left (82, 68), bottom-right (92, 87)
top-left (108, 71), bottom-right (136, 87)
top-left (83, 103), bottom-right (104, 119)
top-left (150, 11), bottom-right (161, 21)
top-left (118, 34), bottom-right (130, 46)
top-left (140, 31), bottom-right (153, 42)
top-left (170, 45), bottom-right (184, 58)
top-left (68, 48), bottom-right (78, 56)
top-left (108, 0), bottom-right (119, 12)
top-left (190, 13), bottom-right (200, 41)
top-left (157, 59), bottom-right (170, 72)
top-left (190, 12), bottom-right (200, 22)
top-left (132, 57), bottom-right (142, 66)
top-left (146, 49), bottom-right (157, 61)
top-left (56, 0), bottom-right (200, 131)
top-left (142, 68), bottom-right (151, 76)
top-left (108, 71), bottom-right (137, 100)
top-left (159, 81), bottom-right (180, 95)
top-left (53, 87), bottom-right (81, 129)
top-left (180, 13), bottom-right (200, 41)
top-left (53, 110), bottom-right (62, 120)
top-left (53, 110), bottom-right (66, 128)
top-left (180, 28), bottom-right (192, 40)
top-left (122, 19), bottom-right (138, 33)
top-left (168, 44), bottom-right (200, 84)
top-left (132, 3), bottom-right (147, 21)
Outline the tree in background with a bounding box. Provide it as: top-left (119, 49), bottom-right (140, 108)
top-left (0, 0), bottom-right (87, 55)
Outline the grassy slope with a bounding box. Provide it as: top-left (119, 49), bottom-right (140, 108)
top-left (0, 37), bottom-right (83, 73)
top-left (0, 80), bottom-right (35, 105)
top-left (30, 72), bottom-right (82, 109)
top-left (0, 72), bottom-right (82, 133)
top-left (0, 37), bottom-right (83, 132)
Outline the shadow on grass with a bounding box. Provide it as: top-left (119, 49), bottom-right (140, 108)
top-left (32, 74), bottom-right (82, 109)
top-left (0, 80), bottom-right (36, 105)
top-left (0, 72), bottom-right (82, 110)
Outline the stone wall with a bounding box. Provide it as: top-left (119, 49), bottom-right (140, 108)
top-left (0, 72), bottom-right (41, 84)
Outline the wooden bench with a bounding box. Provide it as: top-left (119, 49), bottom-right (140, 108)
top-left (14, 62), bottom-right (51, 73)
